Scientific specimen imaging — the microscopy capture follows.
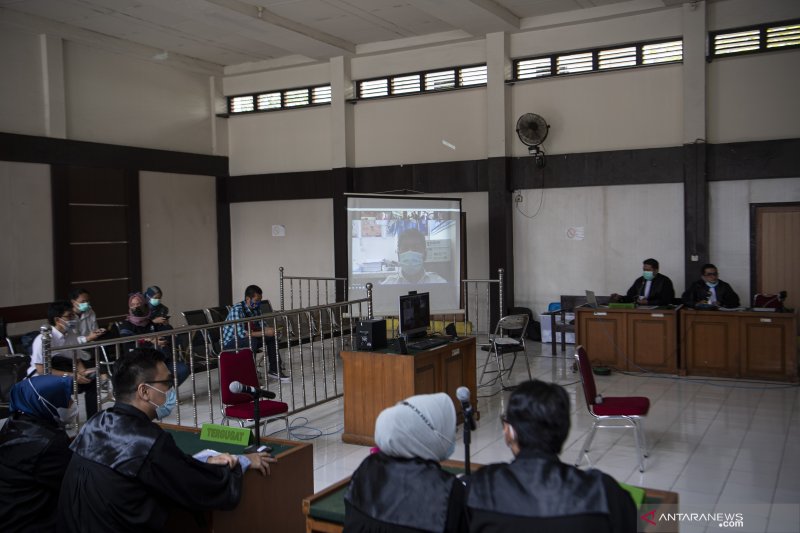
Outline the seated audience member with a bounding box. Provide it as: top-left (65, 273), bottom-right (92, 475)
top-left (223, 284), bottom-right (288, 382)
top-left (58, 348), bottom-right (273, 532)
top-left (466, 380), bottom-right (636, 533)
top-left (28, 301), bottom-right (98, 420)
top-left (682, 263), bottom-right (741, 308)
top-left (144, 285), bottom-right (170, 325)
top-left (611, 258), bottom-right (675, 306)
top-left (345, 392), bottom-right (466, 532)
top-left (119, 292), bottom-right (189, 386)
top-left (69, 287), bottom-right (106, 344)
top-left (382, 228), bottom-right (447, 285)
top-left (0, 376), bottom-right (74, 532)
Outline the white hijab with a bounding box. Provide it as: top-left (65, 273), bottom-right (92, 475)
top-left (374, 392), bottom-right (456, 462)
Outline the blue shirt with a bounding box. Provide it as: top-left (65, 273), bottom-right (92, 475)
top-left (222, 301), bottom-right (261, 347)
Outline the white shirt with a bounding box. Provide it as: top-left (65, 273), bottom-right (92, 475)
top-left (28, 327), bottom-right (87, 376)
top-left (642, 280), bottom-right (653, 299)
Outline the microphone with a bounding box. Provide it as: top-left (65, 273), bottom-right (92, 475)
top-left (456, 386), bottom-right (476, 431)
top-left (229, 381), bottom-right (276, 399)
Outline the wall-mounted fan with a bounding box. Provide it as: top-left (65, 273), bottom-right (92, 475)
top-left (516, 113), bottom-right (550, 167)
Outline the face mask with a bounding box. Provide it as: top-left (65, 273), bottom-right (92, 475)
top-left (399, 250), bottom-right (424, 276)
top-left (705, 280), bottom-right (719, 288)
top-left (249, 300), bottom-right (261, 310)
top-left (642, 271), bottom-right (655, 281)
top-left (145, 384), bottom-right (177, 420)
top-left (132, 305), bottom-right (148, 317)
top-left (149, 298), bottom-right (160, 307)
top-left (77, 302), bottom-right (91, 313)
top-left (57, 404), bottom-right (79, 425)
top-left (60, 318), bottom-right (78, 331)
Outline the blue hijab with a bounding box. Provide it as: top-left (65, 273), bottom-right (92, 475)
top-left (9, 375), bottom-right (72, 422)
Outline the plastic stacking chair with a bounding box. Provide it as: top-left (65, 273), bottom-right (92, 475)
top-left (478, 314), bottom-right (530, 388)
top-left (218, 349), bottom-right (289, 435)
top-left (574, 345), bottom-right (650, 472)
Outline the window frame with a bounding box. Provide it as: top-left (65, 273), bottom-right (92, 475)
top-left (354, 63), bottom-right (487, 101)
top-left (227, 83), bottom-right (332, 116)
top-left (708, 18), bottom-right (800, 61)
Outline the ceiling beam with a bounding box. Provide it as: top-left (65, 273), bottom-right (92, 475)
top-left (204, 0), bottom-right (355, 57)
top-left (409, 0), bottom-right (519, 35)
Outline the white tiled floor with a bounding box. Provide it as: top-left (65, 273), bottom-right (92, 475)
top-left (139, 340), bottom-right (799, 533)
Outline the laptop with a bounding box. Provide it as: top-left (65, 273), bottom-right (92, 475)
top-left (585, 290), bottom-right (600, 309)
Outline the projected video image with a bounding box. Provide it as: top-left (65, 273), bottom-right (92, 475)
top-left (347, 196), bottom-right (461, 316)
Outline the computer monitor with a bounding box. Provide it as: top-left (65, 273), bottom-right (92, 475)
top-left (399, 292), bottom-right (431, 339)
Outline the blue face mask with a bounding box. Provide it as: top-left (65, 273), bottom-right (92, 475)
top-left (399, 250), bottom-right (424, 277)
top-left (705, 280), bottom-right (718, 288)
top-left (145, 384), bottom-right (176, 420)
top-left (149, 298), bottom-right (160, 307)
top-left (248, 299), bottom-right (261, 310)
top-left (77, 302), bottom-right (91, 313)
top-left (642, 271), bottom-right (655, 281)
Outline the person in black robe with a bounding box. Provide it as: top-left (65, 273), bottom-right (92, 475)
top-left (0, 375), bottom-right (74, 532)
top-left (57, 348), bottom-right (273, 533)
top-left (466, 380), bottom-right (637, 533)
top-left (345, 392), bottom-right (467, 532)
top-left (682, 263), bottom-right (741, 308)
top-left (612, 258), bottom-right (675, 306)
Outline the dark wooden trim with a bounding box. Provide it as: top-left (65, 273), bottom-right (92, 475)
top-left (217, 176), bottom-right (233, 306)
top-left (487, 157), bottom-right (514, 327)
top-left (332, 168), bottom-right (353, 301)
top-left (708, 138), bottom-right (800, 182)
top-left (226, 170), bottom-right (335, 203)
top-left (683, 142), bottom-right (709, 290)
top-left (126, 169), bottom-right (142, 294)
top-left (0, 132), bottom-right (227, 176)
top-left (0, 303), bottom-right (51, 325)
top-left (511, 146), bottom-right (684, 189)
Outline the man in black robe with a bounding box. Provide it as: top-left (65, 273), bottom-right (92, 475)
top-left (466, 380), bottom-right (636, 532)
top-left (682, 263), bottom-right (741, 308)
top-left (612, 258), bottom-right (675, 306)
top-left (57, 348), bottom-right (273, 533)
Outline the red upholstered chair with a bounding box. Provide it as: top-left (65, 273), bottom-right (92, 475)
top-left (574, 345), bottom-right (650, 472)
top-left (218, 349), bottom-right (289, 435)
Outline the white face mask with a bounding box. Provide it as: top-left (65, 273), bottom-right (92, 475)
top-left (57, 404), bottom-right (79, 425)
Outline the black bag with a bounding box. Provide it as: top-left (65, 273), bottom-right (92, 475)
top-left (0, 355), bottom-right (32, 418)
top-left (20, 330), bottom-right (40, 356)
top-left (508, 306), bottom-right (541, 342)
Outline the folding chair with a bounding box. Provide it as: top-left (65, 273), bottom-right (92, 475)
top-left (478, 314), bottom-right (530, 388)
top-left (218, 348), bottom-right (289, 435)
top-left (574, 345), bottom-right (650, 472)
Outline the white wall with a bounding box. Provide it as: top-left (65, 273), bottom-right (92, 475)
top-left (513, 183), bottom-right (685, 315)
top-left (709, 177), bottom-right (800, 302)
top-left (354, 88), bottom-right (488, 167)
top-left (64, 42), bottom-right (217, 154)
top-left (0, 24), bottom-right (45, 137)
top-left (139, 172), bottom-right (218, 324)
top-left (229, 198), bottom-right (335, 307)
top-left (0, 161), bottom-right (53, 308)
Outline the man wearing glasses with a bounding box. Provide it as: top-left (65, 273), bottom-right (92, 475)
top-left (682, 263), bottom-right (741, 308)
top-left (58, 348), bottom-right (273, 532)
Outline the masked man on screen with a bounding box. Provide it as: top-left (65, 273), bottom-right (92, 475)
top-left (381, 228), bottom-right (447, 285)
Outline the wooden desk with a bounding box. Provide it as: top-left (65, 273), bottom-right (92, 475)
top-left (163, 424), bottom-right (314, 533)
top-left (303, 473), bottom-right (678, 533)
top-left (341, 336), bottom-right (477, 446)
top-left (576, 307), bottom-right (679, 373)
top-left (681, 308), bottom-right (798, 381)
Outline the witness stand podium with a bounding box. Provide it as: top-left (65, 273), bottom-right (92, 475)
top-left (163, 423), bottom-right (314, 533)
top-left (341, 336), bottom-right (477, 446)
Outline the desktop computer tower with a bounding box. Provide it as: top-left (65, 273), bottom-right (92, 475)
top-left (357, 318), bottom-right (387, 351)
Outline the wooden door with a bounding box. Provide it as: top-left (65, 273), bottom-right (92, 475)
top-left (753, 204), bottom-right (800, 313)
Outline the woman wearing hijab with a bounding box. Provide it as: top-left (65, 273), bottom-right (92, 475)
top-left (119, 293), bottom-right (189, 386)
top-left (0, 375), bottom-right (75, 532)
top-left (144, 285), bottom-right (170, 325)
top-left (345, 393), bottom-right (467, 532)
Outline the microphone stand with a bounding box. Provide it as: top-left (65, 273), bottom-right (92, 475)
top-left (244, 391), bottom-right (262, 453)
top-left (462, 405), bottom-right (474, 475)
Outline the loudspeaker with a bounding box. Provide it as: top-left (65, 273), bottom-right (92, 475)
top-left (395, 336), bottom-right (408, 354)
top-left (357, 318), bottom-right (387, 351)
